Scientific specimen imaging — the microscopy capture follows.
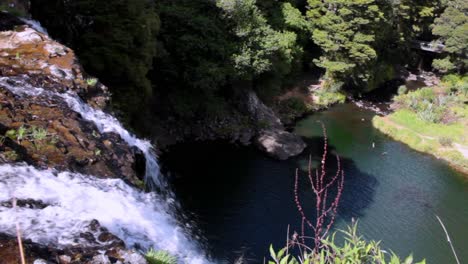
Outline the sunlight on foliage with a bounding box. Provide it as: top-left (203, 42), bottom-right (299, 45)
top-left (145, 248), bottom-right (177, 264)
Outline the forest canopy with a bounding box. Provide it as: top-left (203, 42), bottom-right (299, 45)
top-left (29, 0), bottom-right (466, 128)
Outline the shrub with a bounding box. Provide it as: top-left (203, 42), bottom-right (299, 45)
top-left (283, 97), bottom-right (308, 114)
top-left (145, 249), bottom-right (177, 264)
top-left (442, 74), bottom-right (468, 96)
top-left (315, 89), bottom-right (346, 107)
top-left (397, 85), bottom-right (408, 95)
top-left (439, 137), bottom-right (453, 147)
top-left (86, 78), bottom-right (98, 87)
top-left (417, 102), bottom-right (443, 123)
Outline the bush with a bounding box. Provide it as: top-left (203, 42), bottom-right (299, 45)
top-left (433, 57), bottom-right (456, 73)
top-left (394, 88), bottom-right (449, 123)
top-left (439, 137), bottom-right (453, 147)
top-left (442, 74), bottom-right (468, 96)
top-left (145, 249), bottom-right (177, 264)
top-left (315, 89), bottom-right (346, 107)
top-left (280, 97), bottom-right (309, 115)
top-left (417, 101), bottom-right (443, 123)
top-left (398, 85), bottom-right (408, 95)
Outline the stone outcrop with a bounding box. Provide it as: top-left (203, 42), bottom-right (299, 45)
top-left (246, 91), bottom-right (306, 160)
top-left (154, 90), bottom-right (306, 160)
top-left (0, 14), bottom-right (144, 185)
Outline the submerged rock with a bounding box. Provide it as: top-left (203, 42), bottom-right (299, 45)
top-left (256, 129), bottom-right (307, 160)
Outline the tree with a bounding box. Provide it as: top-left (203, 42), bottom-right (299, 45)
top-left (217, 0), bottom-right (302, 80)
top-left (306, 0), bottom-right (384, 89)
top-left (152, 0), bottom-right (240, 120)
top-left (390, 0), bottom-right (446, 42)
top-left (432, 0), bottom-right (468, 73)
top-left (30, 0), bottom-right (159, 125)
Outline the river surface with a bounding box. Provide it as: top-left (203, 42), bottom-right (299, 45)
top-left (162, 103), bottom-right (468, 263)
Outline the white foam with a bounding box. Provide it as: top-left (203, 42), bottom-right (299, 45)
top-left (0, 164), bottom-right (212, 264)
top-left (0, 76), bottom-right (162, 189)
top-left (20, 18), bottom-right (49, 35)
top-left (0, 76), bottom-right (214, 263)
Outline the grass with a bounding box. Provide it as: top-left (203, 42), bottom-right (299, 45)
top-left (373, 111), bottom-right (468, 174)
top-left (86, 78), bottom-right (98, 86)
top-left (388, 110), bottom-right (466, 144)
top-left (145, 248), bottom-right (177, 264)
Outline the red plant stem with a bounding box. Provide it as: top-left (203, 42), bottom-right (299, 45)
top-left (293, 121), bottom-right (345, 253)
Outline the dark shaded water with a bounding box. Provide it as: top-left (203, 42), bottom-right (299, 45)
top-left (162, 103), bottom-right (468, 263)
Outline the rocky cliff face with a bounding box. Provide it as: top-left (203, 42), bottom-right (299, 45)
top-left (0, 12), bottom-right (149, 263)
top-left (0, 13), bottom-right (144, 185)
top-left (153, 90), bottom-right (306, 160)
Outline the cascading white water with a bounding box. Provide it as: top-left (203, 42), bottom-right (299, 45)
top-left (0, 164), bottom-right (210, 263)
top-left (0, 76), bottom-right (162, 189)
top-left (19, 18), bottom-right (49, 35)
top-left (0, 77), bottom-right (213, 263)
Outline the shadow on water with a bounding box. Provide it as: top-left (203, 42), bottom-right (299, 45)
top-left (161, 137), bottom-right (379, 263)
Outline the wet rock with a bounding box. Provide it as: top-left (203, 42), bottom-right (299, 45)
top-left (255, 129), bottom-right (307, 160)
top-left (0, 85), bottom-right (143, 185)
top-left (0, 198), bottom-right (49, 209)
top-left (0, 15), bottom-right (110, 109)
top-left (0, 226), bottom-right (148, 264)
top-left (0, 14), bottom-right (145, 185)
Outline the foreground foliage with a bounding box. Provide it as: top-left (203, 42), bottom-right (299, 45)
top-left (269, 223), bottom-right (425, 264)
top-left (145, 248), bottom-right (177, 264)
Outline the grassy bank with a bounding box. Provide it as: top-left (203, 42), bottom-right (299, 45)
top-left (373, 74), bottom-right (468, 176)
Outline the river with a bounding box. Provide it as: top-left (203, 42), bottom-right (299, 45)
top-left (162, 103), bottom-right (468, 263)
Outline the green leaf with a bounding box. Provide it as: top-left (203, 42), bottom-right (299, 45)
top-left (269, 244), bottom-right (277, 260)
top-left (277, 247), bottom-right (286, 259)
top-left (404, 254), bottom-right (413, 264)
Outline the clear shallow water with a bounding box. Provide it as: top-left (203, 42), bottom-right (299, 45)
top-left (164, 103), bottom-right (468, 263)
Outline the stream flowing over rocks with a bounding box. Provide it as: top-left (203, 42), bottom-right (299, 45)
top-left (0, 13), bottom-right (213, 264)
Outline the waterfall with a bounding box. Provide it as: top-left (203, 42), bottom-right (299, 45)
top-left (0, 76), bottom-right (213, 263)
top-left (19, 18), bottom-right (49, 35)
top-left (0, 76), bottom-right (162, 189)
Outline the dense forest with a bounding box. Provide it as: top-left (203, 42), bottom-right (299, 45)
top-left (29, 0), bottom-right (466, 137)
